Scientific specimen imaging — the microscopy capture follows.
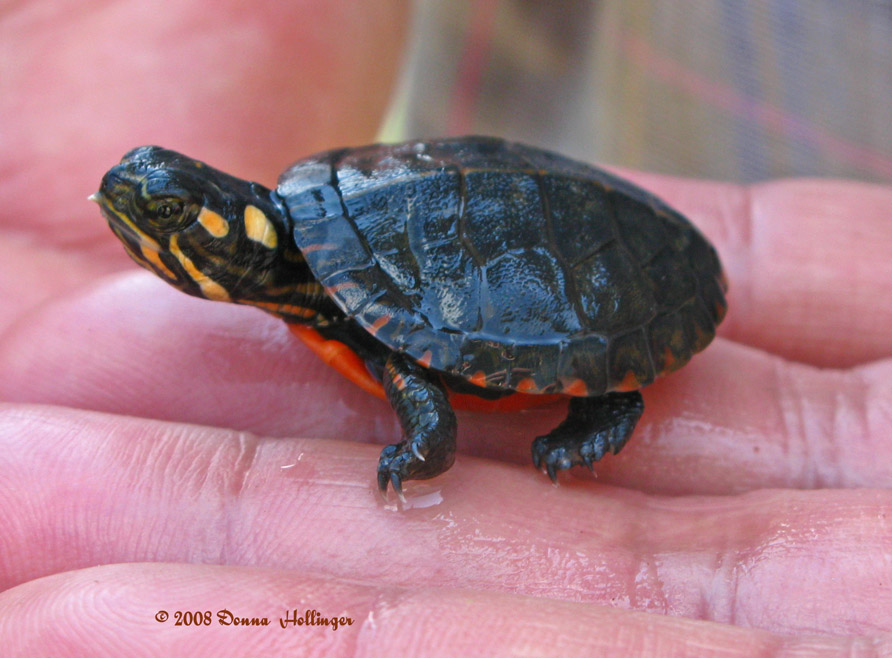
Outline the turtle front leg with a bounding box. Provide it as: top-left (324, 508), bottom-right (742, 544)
top-left (377, 352), bottom-right (457, 497)
top-left (531, 392), bottom-right (644, 482)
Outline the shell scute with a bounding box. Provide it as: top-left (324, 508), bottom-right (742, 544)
top-left (280, 137), bottom-right (726, 396)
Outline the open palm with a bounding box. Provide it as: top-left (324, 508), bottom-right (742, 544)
top-left (2, 2), bottom-right (892, 655)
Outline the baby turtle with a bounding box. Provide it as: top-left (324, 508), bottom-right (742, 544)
top-left (94, 136), bottom-right (727, 496)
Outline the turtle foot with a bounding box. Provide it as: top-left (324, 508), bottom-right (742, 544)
top-left (378, 352), bottom-right (457, 498)
top-left (531, 392), bottom-right (644, 482)
top-left (377, 436), bottom-right (451, 499)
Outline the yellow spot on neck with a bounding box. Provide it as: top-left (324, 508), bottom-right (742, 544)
top-left (244, 205), bottom-right (278, 249)
top-left (197, 207), bottom-right (229, 237)
top-left (169, 234), bottom-right (230, 301)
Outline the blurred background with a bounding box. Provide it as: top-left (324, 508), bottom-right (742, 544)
top-left (384, 0), bottom-right (892, 184)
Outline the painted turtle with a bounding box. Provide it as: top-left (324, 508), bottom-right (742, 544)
top-left (93, 136), bottom-right (727, 496)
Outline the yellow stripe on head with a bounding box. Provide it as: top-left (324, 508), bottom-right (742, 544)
top-left (140, 246), bottom-right (177, 280)
top-left (244, 205), bottom-right (278, 249)
top-left (169, 234), bottom-right (230, 301)
top-left (107, 203), bottom-right (162, 251)
top-left (106, 205), bottom-right (177, 280)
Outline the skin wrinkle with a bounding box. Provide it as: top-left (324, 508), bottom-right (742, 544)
top-left (698, 541), bottom-right (738, 627)
top-left (623, 502), bottom-right (669, 614)
top-left (790, 364), bottom-right (821, 488)
top-left (825, 380), bottom-right (846, 489)
top-left (216, 431), bottom-right (260, 565)
top-left (771, 357), bottom-right (809, 487)
top-left (670, 503), bottom-right (757, 627)
top-left (4, 406), bottom-right (892, 637)
top-left (865, 365), bottom-right (892, 488)
top-left (844, 370), bottom-right (878, 487)
top-left (773, 363), bottom-right (877, 491)
top-left (129, 423), bottom-right (264, 566)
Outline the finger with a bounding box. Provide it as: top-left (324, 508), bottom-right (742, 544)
top-left (0, 273), bottom-right (400, 441)
top-left (3, 273), bottom-right (891, 495)
top-left (625, 171), bottom-right (892, 368)
top-left (2, 0), bottom-right (409, 251)
top-left (0, 564), bottom-right (869, 657)
top-left (0, 237), bottom-right (113, 335)
top-left (3, 405), bottom-right (892, 636)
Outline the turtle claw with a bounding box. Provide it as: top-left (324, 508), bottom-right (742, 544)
top-left (546, 461), bottom-right (559, 484)
top-left (529, 392), bottom-right (643, 483)
top-left (376, 435), bottom-right (452, 499)
top-left (411, 443), bottom-right (426, 461)
top-left (532, 434), bottom-right (606, 482)
top-left (377, 470), bottom-right (389, 496)
top-left (532, 435), bottom-right (572, 483)
top-left (376, 470), bottom-right (407, 503)
top-left (390, 472), bottom-right (405, 499)
top-left (376, 466), bottom-right (406, 502)
top-left (532, 445), bottom-right (543, 469)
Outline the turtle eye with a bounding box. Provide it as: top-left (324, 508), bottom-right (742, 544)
top-left (154, 201), bottom-right (180, 219)
top-left (143, 197), bottom-right (192, 231)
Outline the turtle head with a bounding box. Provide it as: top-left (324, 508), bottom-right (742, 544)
top-left (94, 146), bottom-right (330, 322)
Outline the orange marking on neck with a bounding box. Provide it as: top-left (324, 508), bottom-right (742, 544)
top-left (301, 242), bottom-right (338, 254)
top-left (417, 350), bottom-right (433, 368)
top-left (516, 377), bottom-right (539, 393)
top-left (615, 370), bottom-right (641, 392)
top-left (367, 315), bottom-right (391, 336)
top-left (469, 370), bottom-right (487, 387)
top-left (563, 378), bottom-right (588, 396)
top-left (326, 281), bottom-right (360, 294)
top-left (251, 301), bottom-right (316, 318)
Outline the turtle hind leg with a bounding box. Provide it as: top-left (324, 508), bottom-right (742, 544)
top-left (377, 353), bottom-right (458, 498)
top-left (531, 391), bottom-right (644, 482)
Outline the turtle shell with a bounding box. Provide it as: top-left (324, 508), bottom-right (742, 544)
top-left (277, 136), bottom-right (726, 396)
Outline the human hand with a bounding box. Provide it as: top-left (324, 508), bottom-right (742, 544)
top-left (3, 3), bottom-right (892, 655)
